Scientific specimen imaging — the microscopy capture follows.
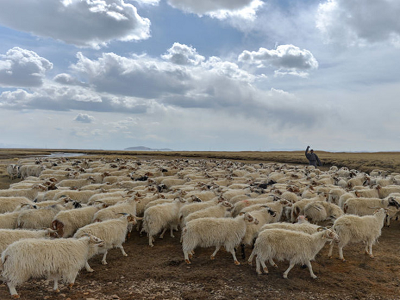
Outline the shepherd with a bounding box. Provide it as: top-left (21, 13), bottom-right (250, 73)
top-left (305, 146), bottom-right (321, 167)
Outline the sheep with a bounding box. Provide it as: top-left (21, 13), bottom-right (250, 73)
top-left (52, 189), bottom-right (99, 204)
top-left (0, 228), bottom-right (57, 260)
top-left (19, 164), bottom-right (45, 179)
top-left (327, 187), bottom-right (347, 204)
top-left (182, 212), bottom-right (259, 265)
top-left (232, 196), bottom-right (275, 217)
top-left (257, 215), bottom-right (321, 237)
top-left (17, 204), bottom-right (66, 229)
top-left (183, 201), bottom-right (233, 227)
top-left (377, 185), bottom-right (400, 199)
top-left (0, 212), bottom-right (21, 229)
top-left (343, 197), bottom-right (400, 226)
top-left (7, 164), bottom-right (19, 180)
top-left (142, 197), bottom-right (187, 247)
top-left (92, 197), bottom-right (139, 222)
top-left (303, 201), bottom-right (343, 224)
top-left (73, 214), bottom-right (138, 270)
top-left (0, 197), bottom-right (35, 213)
top-left (328, 208), bottom-right (387, 262)
top-left (178, 196), bottom-right (224, 225)
top-left (52, 203), bottom-right (107, 238)
top-left (1, 235), bottom-right (104, 297)
top-left (291, 193), bottom-right (326, 222)
top-left (56, 177), bottom-right (96, 189)
top-left (250, 228), bottom-right (338, 278)
top-left (0, 185), bottom-right (46, 201)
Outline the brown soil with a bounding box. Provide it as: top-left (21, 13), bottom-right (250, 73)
top-left (0, 153), bottom-right (399, 300)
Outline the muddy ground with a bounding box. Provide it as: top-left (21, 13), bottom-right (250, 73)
top-left (0, 155), bottom-right (399, 300)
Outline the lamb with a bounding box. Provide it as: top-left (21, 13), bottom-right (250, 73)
top-left (1, 235), bottom-right (104, 297)
top-left (52, 203), bottom-right (107, 238)
top-left (92, 197), bottom-right (139, 222)
top-left (328, 208), bottom-right (387, 261)
top-left (142, 197), bottom-right (187, 247)
top-left (7, 164), bottom-right (19, 180)
top-left (0, 197), bottom-right (35, 213)
top-left (250, 228), bottom-right (338, 278)
top-left (73, 214), bottom-right (138, 270)
top-left (183, 201), bottom-right (233, 227)
top-left (182, 212), bottom-right (259, 265)
top-left (17, 204), bottom-right (66, 229)
top-left (303, 201), bottom-right (344, 223)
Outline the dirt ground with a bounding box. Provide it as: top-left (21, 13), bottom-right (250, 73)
top-left (0, 155), bottom-right (400, 300)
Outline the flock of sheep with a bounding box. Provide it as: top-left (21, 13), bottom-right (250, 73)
top-left (1, 155), bottom-right (400, 298)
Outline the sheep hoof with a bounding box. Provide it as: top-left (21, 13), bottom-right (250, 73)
top-left (54, 289), bottom-right (60, 293)
top-left (185, 259), bottom-right (191, 264)
top-left (102, 261), bottom-right (108, 265)
top-left (123, 254), bottom-right (128, 257)
top-left (273, 264), bottom-right (278, 269)
top-left (210, 255), bottom-right (215, 260)
top-left (11, 294), bottom-right (20, 299)
top-left (312, 275), bottom-right (318, 279)
top-left (263, 268), bottom-right (269, 273)
top-left (328, 256), bottom-right (333, 259)
top-left (234, 260), bottom-right (240, 266)
top-left (87, 268), bottom-right (94, 273)
top-left (188, 254), bottom-right (193, 259)
top-left (283, 275), bottom-right (288, 279)
top-left (248, 261), bottom-right (252, 266)
top-left (256, 271), bottom-right (262, 275)
top-left (68, 283), bottom-right (74, 290)
top-left (341, 258), bottom-right (346, 262)
top-left (369, 255), bottom-right (375, 259)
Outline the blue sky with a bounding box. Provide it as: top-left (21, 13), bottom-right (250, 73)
top-left (0, 0), bottom-right (400, 152)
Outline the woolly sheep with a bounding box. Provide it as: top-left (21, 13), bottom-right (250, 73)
top-left (178, 196), bottom-right (224, 227)
top-left (328, 208), bottom-right (387, 261)
top-left (7, 164), bottom-right (19, 180)
top-left (74, 214), bottom-right (137, 270)
top-left (183, 201), bottom-right (233, 227)
top-left (19, 164), bottom-right (45, 179)
top-left (92, 197), bottom-right (139, 222)
top-left (142, 198), bottom-right (187, 247)
top-left (250, 228), bottom-right (338, 278)
top-left (182, 212), bottom-right (259, 265)
top-left (1, 235), bottom-right (104, 297)
top-left (303, 201), bottom-right (343, 224)
top-left (52, 204), bottom-right (107, 238)
top-left (0, 212), bottom-right (21, 229)
top-left (0, 185), bottom-right (46, 201)
top-left (0, 197), bottom-right (35, 214)
top-left (17, 204), bottom-right (66, 229)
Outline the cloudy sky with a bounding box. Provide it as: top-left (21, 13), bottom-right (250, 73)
top-left (0, 0), bottom-right (399, 152)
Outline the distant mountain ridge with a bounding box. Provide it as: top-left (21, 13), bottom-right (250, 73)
top-left (124, 146), bottom-right (173, 151)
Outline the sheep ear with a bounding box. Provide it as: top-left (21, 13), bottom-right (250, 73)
top-left (317, 227), bottom-right (325, 232)
top-left (239, 212), bottom-right (245, 216)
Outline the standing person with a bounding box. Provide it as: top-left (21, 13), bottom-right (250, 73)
top-left (305, 146), bottom-right (321, 167)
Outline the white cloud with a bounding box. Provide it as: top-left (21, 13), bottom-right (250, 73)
top-left (317, 0), bottom-right (400, 47)
top-left (161, 43), bottom-right (205, 66)
top-left (238, 45), bottom-right (318, 77)
top-left (53, 73), bottom-right (87, 86)
top-left (167, 0), bottom-right (263, 20)
top-left (0, 47), bottom-right (53, 87)
top-left (74, 113), bottom-right (95, 123)
top-left (0, 0), bottom-right (151, 48)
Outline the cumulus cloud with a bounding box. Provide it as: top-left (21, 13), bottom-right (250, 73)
top-left (167, 0), bottom-right (263, 20)
top-left (316, 0), bottom-right (400, 47)
top-left (74, 113), bottom-right (95, 123)
top-left (0, 0), bottom-right (151, 48)
top-left (238, 45), bottom-right (318, 77)
top-left (161, 43), bottom-right (205, 66)
top-left (53, 73), bottom-right (87, 86)
top-left (0, 47), bottom-right (53, 87)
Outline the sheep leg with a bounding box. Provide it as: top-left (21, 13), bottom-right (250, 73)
top-left (149, 235), bottom-right (154, 247)
top-left (248, 249), bottom-right (256, 265)
top-left (184, 249), bottom-right (191, 264)
top-left (283, 261), bottom-right (296, 279)
top-left (229, 248), bottom-right (241, 265)
top-left (255, 257), bottom-right (262, 275)
top-left (170, 226), bottom-right (175, 238)
top-left (338, 246), bottom-right (346, 262)
top-left (328, 242), bottom-right (334, 258)
top-left (305, 260), bottom-right (317, 279)
top-left (210, 246), bottom-right (221, 260)
top-left (85, 261), bottom-right (94, 272)
top-left (367, 243), bottom-right (374, 258)
top-left (53, 277), bottom-right (60, 293)
top-left (260, 259), bottom-right (269, 274)
top-left (269, 258), bottom-right (278, 268)
top-left (159, 228), bottom-right (168, 239)
top-left (101, 250), bottom-right (109, 265)
top-left (119, 245), bottom-right (128, 256)
top-left (7, 283), bottom-right (19, 298)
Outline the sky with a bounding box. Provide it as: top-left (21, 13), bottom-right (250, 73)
top-left (0, 0), bottom-right (400, 152)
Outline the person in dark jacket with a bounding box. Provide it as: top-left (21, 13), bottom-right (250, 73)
top-left (305, 146), bottom-right (321, 167)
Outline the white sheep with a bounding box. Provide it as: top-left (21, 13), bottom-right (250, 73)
top-left (142, 197), bottom-right (187, 246)
top-left (250, 228), bottom-right (338, 278)
top-left (19, 164), bottom-right (45, 179)
top-left (7, 164), bottom-right (19, 180)
top-left (0, 185), bottom-right (46, 201)
top-left (0, 228), bottom-right (56, 260)
top-left (183, 201), bottom-right (233, 227)
top-left (17, 204), bottom-right (66, 229)
top-left (178, 196), bottom-right (224, 226)
top-left (328, 208), bottom-right (387, 261)
top-left (182, 212), bottom-right (259, 265)
top-left (1, 235), bottom-right (104, 297)
top-left (0, 212), bottom-right (21, 229)
top-left (92, 197), bottom-right (139, 222)
top-left (303, 201), bottom-right (344, 223)
top-left (73, 214), bottom-right (138, 270)
top-left (52, 204), bottom-right (106, 238)
top-left (0, 197), bottom-right (35, 213)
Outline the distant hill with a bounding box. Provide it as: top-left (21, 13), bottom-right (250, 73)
top-left (124, 146), bottom-right (173, 151)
